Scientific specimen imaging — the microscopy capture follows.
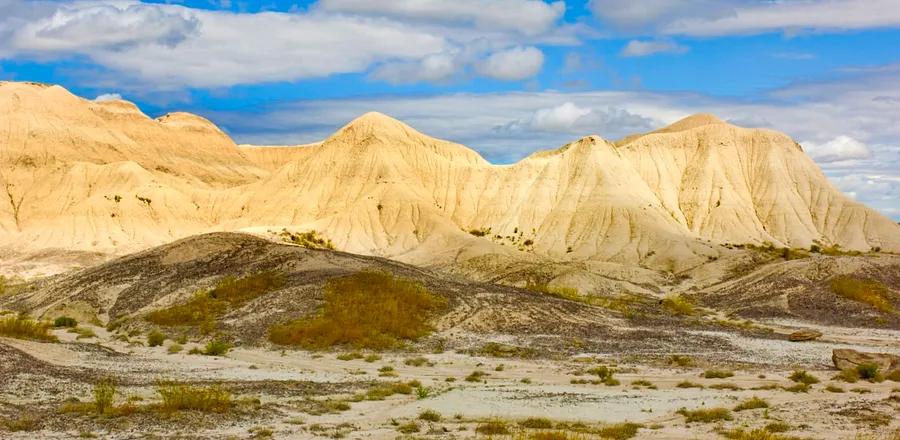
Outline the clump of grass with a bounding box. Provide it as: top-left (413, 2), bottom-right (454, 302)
top-left (825, 384), bottom-right (845, 393)
top-left (764, 422), bottom-right (791, 433)
top-left (53, 316), bottom-right (78, 328)
top-left (364, 382), bottom-right (414, 400)
top-left (377, 365), bottom-right (396, 377)
top-left (856, 363), bottom-right (883, 382)
top-left (788, 370), bottom-right (819, 384)
top-left (0, 315), bottom-right (57, 342)
top-left (832, 368), bottom-right (860, 383)
top-left (703, 369), bottom-right (734, 379)
top-left (156, 382), bottom-right (231, 412)
top-left (465, 370), bottom-right (489, 382)
top-left (662, 294), bottom-right (694, 315)
top-left (782, 383), bottom-right (810, 393)
top-left (167, 343), bottom-right (183, 354)
top-left (476, 419), bottom-right (510, 435)
top-left (404, 356), bottom-right (432, 367)
top-left (418, 409), bottom-right (441, 422)
top-left (68, 326), bottom-right (97, 340)
top-left (597, 422), bottom-right (642, 440)
top-left (336, 352), bottom-right (364, 361)
top-left (676, 380), bottom-right (704, 389)
top-left (397, 421), bottom-right (420, 434)
top-left (677, 407), bottom-right (732, 423)
top-left (147, 330), bottom-right (166, 347)
top-left (850, 387), bottom-right (871, 394)
top-left (586, 365), bottom-right (619, 385)
top-left (93, 378), bottom-right (117, 415)
top-left (203, 339), bottom-right (231, 356)
top-left (268, 271), bottom-right (446, 349)
top-left (147, 271), bottom-right (284, 329)
top-left (734, 396), bottom-right (769, 411)
top-left (364, 354), bottom-right (381, 363)
top-left (631, 379), bottom-right (656, 389)
top-left (709, 383), bottom-right (742, 391)
top-left (296, 398), bottom-right (350, 415)
top-left (720, 428), bottom-right (794, 440)
top-left (518, 417), bottom-right (554, 429)
top-left (668, 355), bottom-right (695, 367)
top-left (0, 415), bottom-right (38, 432)
top-left (830, 276), bottom-right (893, 313)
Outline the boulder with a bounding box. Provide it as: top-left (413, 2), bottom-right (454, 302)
top-left (832, 349), bottom-right (900, 375)
top-left (788, 330), bottom-right (823, 342)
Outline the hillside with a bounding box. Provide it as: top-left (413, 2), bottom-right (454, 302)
top-left (1, 81), bottom-right (897, 281)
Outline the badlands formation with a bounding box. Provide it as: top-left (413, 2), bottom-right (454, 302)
top-left (1, 80), bottom-right (898, 277)
top-left (1, 81), bottom-right (899, 439)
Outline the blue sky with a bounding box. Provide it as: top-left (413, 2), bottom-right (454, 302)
top-left (1, 0), bottom-right (899, 219)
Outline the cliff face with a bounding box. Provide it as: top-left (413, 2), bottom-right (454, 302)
top-left (1, 81), bottom-right (897, 268)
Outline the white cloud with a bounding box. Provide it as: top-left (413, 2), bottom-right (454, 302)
top-left (317, 0), bottom-right (565, 36)
top-left (530, 102), bottom-right (593, 131)
top-left (801, 136), bottom-right (872, 163)
top-left (94, 93), bottom-right (122, 101)
top-left (588, 0), bottom-right (735, 29)
top-left (621, 39), bottom-right (688, 57)
top-left (477, 46), bottom-right (544, 81)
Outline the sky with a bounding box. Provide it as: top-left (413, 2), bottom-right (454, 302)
top-left (1, 0), bottom-right (899, 220)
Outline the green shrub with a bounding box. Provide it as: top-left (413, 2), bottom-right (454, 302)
top-left (832, 368), bottom-right (859, 383)
top-left (147, 330), bottom-right (166, 347)
top-left (268, 271), bottom-right (446, 349)
top-left (93, 378), bottom-right (117, 415)
top-left (830, 276), bottom-right (893, 313)
top-left (734, 396), bottom-right (769, 411)
top-left (764, 422), bottom-right (791, 433)
top-left (788, 370), bottom-right (819, 384)
top-left (825, 384), bottom-right (845, 393)
top-left (856, 363), bottom-right (883, 381)
top-left (0, 316), bottom-right (57, 342)
top-left (203, 339), bottom-right (231, 356)
top-left (167, 343), bottom-right (183, 354)
top-left (676, 407), bottom-right (732, 423)
top-left (156, 382), bottom-right (231, 412)
top-left (364, 354), bottom-right (382, 363)
top-left (53, 316), bottom-right (78, 328)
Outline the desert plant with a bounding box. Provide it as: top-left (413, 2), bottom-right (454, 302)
top-left (364, 354), bottom-right (381, 363)
top-left (476, 419), bottom-right (510, 435)
top-left (147, 330), bottom-right (166, 347)
top-left (703, 369), bottom-right (734, 379)
top-left (280, 229), bottom-right (336, 250)
top-left (676, 380), bottom-right (704, 389)
top-left (203, 339), bottom-right (231, 356)
top-left (418, 409), bottom-right (441, 422)
top-left (783, 383), bottom-right (810, 393)
top-left (677, 407), bottom-right (732, 423)
top-left (856, 363), bottom-right (883, 382)
top-left (156, 382), bottom-right (231, 412)
top-left (167, 343), bottom-right (183, 354)
top-left (53, 316), bottom-right (78, 328)
top-left (518, 417), bottom-right (554, 429)
top-left (734, 396), bottom-right (769, 411)
top-left (415, 386), bottom-right (430, 399)
top-left (668, 355), bottom-right (695, 367)
top-left (93, 378), bottom-right (117, 415)
top-left (0, 316), bottom-right (57, 342)
top-left (597, 422), bottom-right (642, 440)
top-left (336, 352), bottom-right (364, 361)
top-left (397, 421), bottom-right (420, 434)
top-left (833, 368), bottom-right (860, 383)
top-left (830, 276), bottom-right (893, 313)
top-left (788, 370), bottom-right (819, 384)
top-left (825, 384), bottom-right (845, 393)
top-left (0, 415), bottom-right (38, 432)
top-left (404, 356), bottom-right (431, 367)
top-left (268, 271), bottom-right (446, 349)
top-left (465, 370), bottom-right (488, 382)
top-left (662, 294), bottom-right (695, 315)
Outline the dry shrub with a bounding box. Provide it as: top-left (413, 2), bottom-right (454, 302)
top-left (734, 396), bottom-right (769, 411)
top-left (268, 271), bottom-right (446, 349)
top-left (662, 294), bottom-right (695, 315)
top-left (0, 315), bottom-right (57, 342)
top-left (677, 407), bottom-right (732, 423)
top-left (156, 382), bottom-right (231, 413)
top-left (476, 419), bottom-right (510, 435)
top-left (830, 276), bottom-right (893, 313)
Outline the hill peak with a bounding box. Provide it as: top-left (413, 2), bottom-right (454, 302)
top-left (659, 113), bottom-right (727, 133)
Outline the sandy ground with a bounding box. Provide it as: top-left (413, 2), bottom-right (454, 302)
top-left (1, 322), bottom-right (898, 440)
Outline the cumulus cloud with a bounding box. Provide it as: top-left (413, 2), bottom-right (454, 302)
top-left (530, 102), bottom-right (593, 131)
top-left (317, 0), bottom-right (565, 36)
top-left (801, 136), bottom-right (872, 163)
top-left (370, 52), bottom-right (461, 84)
top-left (589, 0), bottom-right (735, 30)
top-left (477, 46), bottom-right (544, 81)
top-left (94, 93), bottom-right (122, 101)
top-left (621, 39), bottom-right (688, 57)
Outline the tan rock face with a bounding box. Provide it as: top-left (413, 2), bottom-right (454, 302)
top-left (1, 81), bottom-right (898, 268)
top-left (832, 349), bottom-right (900, 374)
top-left (788, 330), bottom-right (823, 342)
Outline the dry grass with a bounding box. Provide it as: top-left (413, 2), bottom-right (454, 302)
top-left (146, 271), bottom-right (283, 329)
top-left (93, 378), bottom-right (117, 415)
top-left (156, 382), bottom-right (231, 413)
top-left (677, 407), bottom-right (732, 423)
top-left (476, 419), bottom-right (511, 435)
top-left (662, 294), bottom-right (695, 315)
top-left (418, 409), bottom-right (441, 422)
top-left (788, 370), bottom-right (819, 385)
top-left (0, 415), bottom-right (38, 432)
top-left (703, 369), bottom-right (734, 379)
top-left (734, 396), bottom-right (769, 411)
top-left (0, 315), bottom-right (57, 342)
top-left (268, 271), bottom-right (446, 349)
top-left (279, 229), bottom-right (335, 250)
top-left (830, 276), bottom-right (894, 313)
top-left (720, 428), bottom-right (799, 440)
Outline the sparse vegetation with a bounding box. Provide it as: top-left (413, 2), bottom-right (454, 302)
top-left (720, 428), bottom-right (796, 440)
top-left (167, 343), bottom-right (183, 354)
top-left (0, 415), bottom-right (38, 432)
top-left (93, 378), bottom-right (117, 415)
top-left (677, 407), bottom-right (732, 423)
top-left (788, 370), bottom-right (819, 385)
top-left (597, 423), bottom-right (642, 440)
top-left (203, 339), bottom-right (231, 356)
top-left (156, 382), bottom-right (231, 412)
top-left (53, 316), bottom-right (78, 328)
top-left (825, 384), bottom-right (845, 393)
top-left (676, 380), bottom-right (704, 389)
top-left (147, 330), bottom-right (166, 347)
top-left (476, 419), bottom-right (510, 435)
top-left (668, 355), bottom-right (695, 367)
top-left (782, 383), bottom-right (810, 393)
top-left (279, 229), bottom-right (335, 250)
top-left (734, 396), bottom-right (769, 411)
top-left (418, 409), bottom-right (441, 422)
top-left (337, 352), bottom-right (364, 361)
top-left (268, 271), bottom-right (446, 349)
top-left (397, 421), bottom-right (420, 434)
top-left (662, 294), bottom-right (695, 315)
top-left (830, 276), bottom-right (894, 313)
top-left (479, 342), bottom-right (537, 358)
top-left (833, 368), bottom-right (860, 383)
top-left (519, 417), bottom-right (554, 429)
top-left (404, 356), bottom-right (432, 367)
top-left (466, 370), bottom-right (489, 382)
top-left (0, 315), bottom-right (57, 342)
top-left (855, 363), bottom-right (883, 382)
top-left (703, 369), bottom-right (734, 379)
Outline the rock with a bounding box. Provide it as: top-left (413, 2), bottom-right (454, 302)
top-left (788, 330), bottom-right (823, 342)
top-left (832, 349), bottom-right (900, 375)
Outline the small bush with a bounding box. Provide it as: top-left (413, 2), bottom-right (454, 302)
top-left (69, 327), bottom-right (96, 340)
top-left (365, 382), bottom-right (414, 400)
top-left (734, 396), bottom-right (769, 411)
top-left (397, 421), bottom-right (420, 434)
top-left (703, 369), bottom-right (734, 379)
top-left (518, 417), bottom-right (554, 429)
top-left (404, 356), bottom-right (432, 367)
top-left (677, 407), bottom-right (732, 423)
top-left (280, 229), bottom-right (335, 250)
top-left (156, 382), bottom-right (231, 412)
top-left (476, 420), bottom-right (510, 435)
top-left (709, 383), bottom-right (742, 391)
top-left (93, 378), bottom-right (117, 415)
top-left (0, 316), bottom-right (57, 342)
top-left (764, 422), bottom-right (791, 433)
top-left (783, 383), bottom-right (810, 393)
top-left (676, 380), bottom-right (704, 389)
top-left (597, 422), bottom-right (642, 440)
top-left (415, 386), bottom-right (430, 399)
top-left (269, 271), bottom-right (446, 349)
top-left (203, 339), bottom-right (231, 356)
top-left (788, 370), bottom-right (819, 384)
top-left (53, 316), bottom-right (78, 328)
top-left (825, 384), bottom-right (845, 393)
top-left (721, 428), bottom-right (794, 440)
top-left (465, 370), bottom-right (488, 382)
top-left (830, 276), bottom-right (893, 313)
top-left (832, 368), bottom-right (859, 383)
top-left (668, 355), bottom-right (695, 367)
top-left (336, 352), bottom-right (364, 361)
top-left (147, 330), bottom-right (166, 347)
top-left (167, 343), bottom-right (183, 354)
top-left (856, 363), bottom-right (883, 382)
top-left (418, 409), bottom-right (441, 422)
top-left (662, 294), bottom-right (695, 315)
top-left (364, 354), bottom-right (382, 363)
